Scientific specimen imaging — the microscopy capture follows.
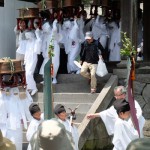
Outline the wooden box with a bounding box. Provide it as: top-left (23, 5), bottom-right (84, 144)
top-left (18, 8), bottom-right (39, 18)
top-left (0, 59), bottom-right (23, 74)
top-left (63, 0), bottom-right (76, 7)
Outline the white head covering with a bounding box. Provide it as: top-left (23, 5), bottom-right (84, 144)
top-left (63, 20), bottom-right (72, 30)
top-left (42, 22), bottom-right (51, 33)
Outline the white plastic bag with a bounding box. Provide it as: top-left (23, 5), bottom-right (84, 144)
top-left (96, 58), bottom-right (108, 77)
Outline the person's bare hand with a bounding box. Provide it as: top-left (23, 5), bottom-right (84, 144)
top-left (87, 114), bottom-right (96, 119)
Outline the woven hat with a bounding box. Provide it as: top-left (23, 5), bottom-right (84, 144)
top-left (30, 118), bottom-right (75, 150)
top-left (0, 130), bottom-right (16, 150)
top-left (126, 138), bottom-right (150, 150)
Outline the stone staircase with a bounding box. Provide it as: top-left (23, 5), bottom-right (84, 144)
top-left (22, 73), bottom-right (112, 150)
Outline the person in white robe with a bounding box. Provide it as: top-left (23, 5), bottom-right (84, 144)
top-left (14, 23), bottom-right (27, 61)
top-left (39, 22), bottom-right (52, 77)
top-left (112, 99), bottom-right (139, 150)
top-left (0, 89), bottom-right (9, 137)
top-left (25, 31), bottom-right (41, 95)
top-left (51, 20), bottom-right (62, 84)
top-left (54, 104), bottom-right (79, 150)
top-left (6, 87), bottom-right (33, 150)
top-left (40, 20), bottom-right (61, 84)
top-left (108, 21), bottom-right (121, 61)
top-left (17, 31), bottom-right (41, 95)
top-left (87, 86), bottom-right (145, 137)
top-left (6, 87), bottom-right (22, 150)
top-left (26, 103), bottom-right (44, 150)
top-left (60, 19), bottom-right (81, 73)
top-left (92, 15), bottom-right (109, 49)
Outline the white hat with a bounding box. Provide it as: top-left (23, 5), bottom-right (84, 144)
top-left (30, 118), bottom-right (75, 150)
top-left (85, 31), bottom-right (93, 40)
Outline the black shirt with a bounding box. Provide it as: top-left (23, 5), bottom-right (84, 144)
top-left (80, 39), bottom-right (104, 64)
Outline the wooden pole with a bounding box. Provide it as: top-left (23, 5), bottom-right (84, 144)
top-left (43, 58), bottom-right (54, 119)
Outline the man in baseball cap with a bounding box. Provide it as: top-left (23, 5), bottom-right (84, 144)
top-left (85, 31), bottom-right (93, 40)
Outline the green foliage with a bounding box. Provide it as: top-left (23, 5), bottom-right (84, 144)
top-left (82, 0), bottom-right (92, 6)
top-left (48, 38), bottom-right (55, 58)
top-left (120, 32), bottom-right (136, 57)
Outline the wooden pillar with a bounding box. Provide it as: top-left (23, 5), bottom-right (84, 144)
top-left (121, 0), bottom-right (138, 48)
top-left (143, 0), bottom-right (150, 61)
top-left (44, 58), bottom-right (54, 119)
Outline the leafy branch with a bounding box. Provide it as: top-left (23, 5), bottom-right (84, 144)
top-left (48, 37), bottom-right (54, 57)
top-left (120, 32), bottom-right (136, 57)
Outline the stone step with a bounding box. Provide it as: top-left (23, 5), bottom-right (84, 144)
top-left (56, 74), bottom-right (111, 84)
top-left (38, 102), bottom-right (93, 114)
top-left (33, 93), bottom-right (99, 103)
top-left (53, 93), bottom-right (99, 103)
top-left (33, 73), bottom-right (111, 94)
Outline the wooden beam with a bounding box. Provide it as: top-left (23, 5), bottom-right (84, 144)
top-left (121, 0), bottom-right (138, 48)
top-left (17, 0), bottom-right (40, 4)
top-left (143, 0), bottom-right (150, 61)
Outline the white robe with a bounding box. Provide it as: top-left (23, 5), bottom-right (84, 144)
top-left (51, 20), bottom-right (62, 84)
top-left (58, 119), bottom-right (79, 150)
top-left (17, 31), bottom-right (41, 91)
top-left (6, 88), bottom-right (23, 150)
top-left (61, 20), bottom-right (81, 73)
top-left (0, 90), bottom-right (8, 136)
top-left (112, 118), bottom-right (139, 150)
top-left (92, 16), bottom-right (109, 49)
top-left (40, 21), bottom-right (62, 84)
top-left (39, 22), bottom-right (52, 76)
top-left (99, 101), bottom-right (145, 137)
top-left (25, 32), bottom-right (41, 91)
top-left (5, 87), bottom-right (34, 150)
top-left (108, 21), bottom-right (121, 61)
top-left (26, 116), bottom-right (44, 150)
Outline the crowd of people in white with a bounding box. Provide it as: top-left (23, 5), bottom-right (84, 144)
top-left (14, 14), bottom-right (125, 96)
top-left (0, 11), bottom-right (144, 150)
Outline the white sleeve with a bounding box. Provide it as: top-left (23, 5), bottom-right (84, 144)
top-left (99, 106), bottom-right (118, 135)
top-left (134, 100), bottom-right (142, 119)
top-left (26, 121), bottom-right (37, 141)
top-left (34, 39), bottom-right (42, 54)
top-left (112, 121), bottom-right (125, 150)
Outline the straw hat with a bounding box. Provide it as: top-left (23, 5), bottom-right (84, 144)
top-left (126, 138), bottom-right (150, 150)
top-left (0, 130), bottom-right (16, 150)
top-left (30, 118), bottom-right (75, 150)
